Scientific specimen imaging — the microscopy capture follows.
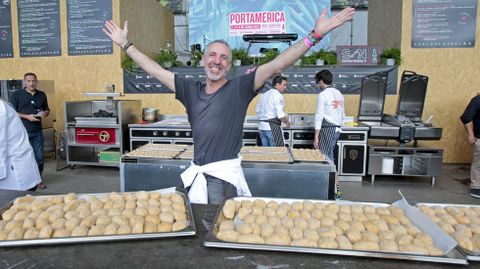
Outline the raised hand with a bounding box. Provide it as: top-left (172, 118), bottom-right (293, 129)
top-left (314, 7), bottom-right (355, 37)
top-left (103, 20), bottom-right (129, 47)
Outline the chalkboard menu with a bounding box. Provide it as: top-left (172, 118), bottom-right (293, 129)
top-left (17, 0), bottom-right (61, 57)
top-left (0, 1), bottom-right (13, 58)
top-left (67, 0), bottom-right (113, 55)
top-left (412, 0), bottom-right (477, 48)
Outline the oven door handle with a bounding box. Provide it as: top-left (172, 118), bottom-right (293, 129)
top-left (77, 133), bottom-right (96, 136)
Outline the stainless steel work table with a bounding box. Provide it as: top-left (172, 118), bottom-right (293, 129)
top-left (121, 158), bottom-right (337, 200)
top-left (0, 189), bottom-right (475, 268)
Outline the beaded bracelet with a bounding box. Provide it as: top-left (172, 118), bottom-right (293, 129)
top-left (311, 30), bottom-right (322, 40)
top-left (122, 41), bottom-right (133, 52)
top-left (303, 36), bottom-right (314, 48)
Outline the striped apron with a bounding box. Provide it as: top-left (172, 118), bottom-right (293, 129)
top-left (262, 118), bottom-right (285, 147)
top-left (319, 119), bottom-right (339, 157)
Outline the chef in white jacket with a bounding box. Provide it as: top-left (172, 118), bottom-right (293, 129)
top-left (0, 100), bottom-right (41, 191)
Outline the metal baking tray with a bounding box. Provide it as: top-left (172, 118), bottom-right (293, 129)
top-left (416, 202), bottom-right (480, 261)
top-left (290, 149), bottom-right (328, 163)
top-left (0, 187), bottom-right (196, 247)
top-left (204, 197), bottom-right (467, 265)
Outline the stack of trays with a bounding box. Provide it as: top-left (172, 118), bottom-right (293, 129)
top-left (204, 197), bottom-right (467, 265)
top-left (290, 148), bottom-right (326, 162)
top-left (417, 203), bottom-right (480, 261)
top-left (240, 146), bottom-right (291, 163)
top-left (0, 188), bottom-right (196, 247)
top-left (125, 144), bottom-right (189, 159)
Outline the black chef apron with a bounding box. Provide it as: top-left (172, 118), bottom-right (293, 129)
top-left (319, 119), bottom-right (339, 156)
top-left (262, 118), bottom-right (284, 147)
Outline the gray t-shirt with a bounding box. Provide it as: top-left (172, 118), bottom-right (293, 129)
top-left (175, 70), bottom-right (258, 165)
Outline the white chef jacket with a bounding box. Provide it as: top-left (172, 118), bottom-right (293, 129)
top-left (0, 100), bottom-right (41, 190)
top-left (256, 89), bottom-right (286, 131)
top-left (314, 87), bottom-right (345, 132)
top-left (181, 156), bottom-right (251, 204)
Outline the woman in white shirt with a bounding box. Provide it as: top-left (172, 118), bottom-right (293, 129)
top-left (0, 100), bottom-right (41, 191)
top-left (313, 70), bottom-right (345, 160)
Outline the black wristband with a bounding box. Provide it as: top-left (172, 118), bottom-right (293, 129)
top-left (122, 41), bottom-right (133, 52)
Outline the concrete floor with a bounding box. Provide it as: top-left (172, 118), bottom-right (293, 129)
top-left (38, 157), bottom-right (480, 205)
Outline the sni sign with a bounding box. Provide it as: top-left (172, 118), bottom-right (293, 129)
top-left (337, 46), bottom-right (382, 66)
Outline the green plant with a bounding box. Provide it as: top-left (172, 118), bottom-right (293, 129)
top-left (155, 49), bottom-right (177, 68)
top-left (121, 54), bottom-right (138, 71)
top-left (190, 50), bottom-right (203, 67)
top-left (231, 48), bottom-right (253, 65)
top-left (312, 49), bottom-right (337, 65)
top-left (380, 48), bottom-right (401, 65)
top-left (301, 54), bottom-right (316, 65)
top-left (258, 50), bottom-right (279, 65)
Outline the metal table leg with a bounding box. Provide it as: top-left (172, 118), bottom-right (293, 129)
top-left (431, 176), bottom-right (436, 186)
top-left (371, 174), bottom-right (375, 184)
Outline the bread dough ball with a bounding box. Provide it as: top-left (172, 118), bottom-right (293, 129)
top-left (145, 215), bottom-right (160, 225)
top-left (13, 210), bottom-right (28, 222)
top-left (405, 225), bottom-right (421, 236)
top-left (470, 223), bottom-right (480, 235)
top-left (352, 213), bottom-right (368, 223)
top-left (291, 238), bottom-right (317, 247)
top-left (336, 220), bottom-right (351, 233)
top-left (291, 202), bottom-right (303, 211)
top-left (172, 221), bottom-right (189, 232)
top-left (275, 208), bottom-right (288, 219)
top-left (77, 207), bottom-right (91, 219)
top-left (2, 208), bottom-right (17, 221)
top-left (266, 233), bottom-right (291, 245)
top-left (415, 233), bottom-right (434, 246)
top-left (350, 220), bottom-right (366, 232)
top-left (353, 241), bottom-right (379, 251)
top-left (289, 226), bottom-right (303, 240)
top-left (96, 215), bottom-right (112, 226)
top-left (363, 206), bottom-right (376, 214)
top-left (266, 201), bottom-right (279, 209)
top-left (260, 223), bottom-right (274, 238)
top-left (318, 238), bottom-right (338, 249)
top-left (64, 193), bottom-right (77, 204)
top-left (287, 209), bottom-right (300, 219)
top-left (22, 217), bottom-right (35, 230)
top-left (238, 234), bottom-right (265, 244)
top-left (346, 229), bottom-right (362, 243)
top-left (311, 209), bottom-right (324, 220)
top-left (307, 218), bottom-right (321, 230)
top-left (218, 221), bottom-right (234, 232)
top-left (264, 207), bottom-right (276, 218)
top-left (339, 205), bottom-right (351, 214)
top-left (121, 209), bottom-right (135, 219)
top-left (302, 201), bottom-right (314, 211)
top-left (318, 227), bottom-right (337, 239)
top-left (64, 210), bottom-right (77, 220)
top-left (7, 227), bottom-right (24, 240)
top-left (326, 203), bottom-right (340, 214)
top-left (136, 199), bottom-right (149, 208)
top-left (452, 232), bottom-right (474, 251)
top-left (275, 225), bottom-right (289, 236)
top-left (88, 225), bottom-right (106, 236)
top-left (390, 224), bottom-right (407, 236)
top-left (321, 217), bottom-right (335, 227)
top-left (363, 221), bottom-right (379, 234)
top-left (159, 212), bottom-right (174, 223)
top-left (362, 231), bottom-right (379, 242)
top-left (108, 208), bottom-right (122, 217)
top-left (351, 205), bottom-right (364, 214)
top-left (324, 211), bottom-right (339, 221)
top-left (23, 228), bottom-right (39, 239)
top-left (135, 207), bottom-right (148, 217)
top-left (35, 218), bottom-right (49, 230)
top-left (135, 191), bottom-right (149, 200)
top-left (80, 216), bottom-right (96, 229)
top-left (144, 222), bottom-right (157, 233)
top-left (169, 193), bottom-right (184, 204)
top-left (14, 195), bottom-right (35, 205)
top-left (91, 209), bottom-right (108, 218)
top-left (38, 225), bottom-right (53, 239)
top-left (237, 207), bottom-right (252, 220)
top-left (64, 200), bottom-right (80, 212)
top-left (51, 218), bottom-right (66, 230)
top-left (439, 222), bottom-right (455, 234)
top-left (241, 200), bottom-right (253, 208)
top-left (222, 200), bottom-right (236, 219)
top-left (455, 224), bottom-right (473, 237)
top-left (388, 206), bottom-right (405, 216)
top-left (64, 217), bottom-right (81, 232)
top-left (243, 215), bottom-right (256, 224)
top-left (380, 239), bottom-right (398, 252)
top-left (379, 230), bottom-right (396, 241)
top-left (5, 220), bottom-right (22, 233)
top-left (28, 211), bottom-right (41, 221)
top-left (237, 223), bottom-right (253, 235)
top-left (124, 201), bottom-right (136, 210)
top-left (217, 230), bottom-right (239, 242)
top-left (381, 215), bottom-right (400, 225)
top-left (253, 199), bottom-right (266, 208)
top-left (398, 244), bottom-right (429, 255)
top-left (396, 234), bottom-right (413, 245)
top-left (338, 213), bottom-right (352, 223)
top-left (426, 245), bottom-right (443, 256)
top-left (336, 235), bottom-right (353, 250)
top-left (0, 231), bottom-right (7, 240)
top-left (251, 223), bottom-right (261, 235)
top-left (376, 207), bottom-right (391, 216)
top-left (70, 225), bottom-right (88, 237)
top-left (132, 221), bottom-right (144, 234)
top-left (157, 223), bottom-right (172, 233)
top-left (300, 210), bottom-right (311, 219)
top-left (122, 193), bottom-right (136, 202)
top-left (371, 219), bottom-right (389, 232)
top-left (281, 216), bottom-right (294, 228)
top-left (52, 228), bottom-right (70, 238)
top-left (294, 217), bottom-right (308, 230)
top-left (255, 215), bottom-right (268, 225)
top-left (365, 213), bottom-right (380, 221)
top-left (304, 229), bottom-right (319, 242)
top-left (148, 199), bottom-right (160, 207)
top-left (267, 216), bottom-right (282, 227)
top-left (439, 214), bottom-right (458, 225)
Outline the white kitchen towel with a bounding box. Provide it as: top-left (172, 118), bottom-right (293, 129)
top-left (181, 157), bottom-right (251, 204)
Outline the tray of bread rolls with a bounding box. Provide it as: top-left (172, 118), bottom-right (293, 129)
top-left (0, 187), bottom-right (196, 247)
top-left (204, 197), bottom-right (467, 265)
top-left (290, 148), bottom-right (328, 163)
top-left (417, 203), bottom-right (480, 261)
top-left (240, 146), bottom-right (292, 163)
top-left (124, 144), bottom-right (189, 159)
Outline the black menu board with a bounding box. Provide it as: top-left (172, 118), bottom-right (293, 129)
top-left (412, 0), bottom-right (477, 48)
top-left (17, 0), bottom-right (61, 57)
top-left (0, 1), bottom-right (13, 58)
top-left (67, 0), bottom-right (113, 55)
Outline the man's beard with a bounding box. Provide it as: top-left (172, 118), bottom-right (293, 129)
top-left (204, 64), bottom-right (228, 81)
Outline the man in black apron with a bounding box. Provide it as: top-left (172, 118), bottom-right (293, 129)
top-left (256, 75), bottom-right (290, 146)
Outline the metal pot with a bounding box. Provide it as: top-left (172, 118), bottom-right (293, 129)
top-left (142, 108), bottom-right (159, 123)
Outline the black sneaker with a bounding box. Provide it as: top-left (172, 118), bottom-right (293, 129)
top-left (470, 189), bottom-right (480, 199)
